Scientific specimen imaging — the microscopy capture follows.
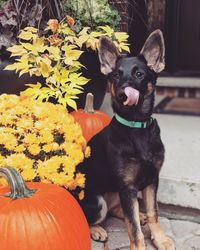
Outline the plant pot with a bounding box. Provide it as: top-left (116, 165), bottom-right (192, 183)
top-left (75, 49), bottom-right (108, 109)
top-left (0, 58), bottom-right (43, 95)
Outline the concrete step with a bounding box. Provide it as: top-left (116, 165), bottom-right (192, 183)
top-left (92, 216), bottom-right (200, 250)
top-left (154, 113), bottom-right (200, 210)
top-left (100, 93), bottom-right (200, 210)
top-left (157, 76), bottom-right (200, 88)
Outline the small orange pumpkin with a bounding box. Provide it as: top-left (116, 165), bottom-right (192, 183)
top-left (71, 93), bottom-right (111, 142)
top-left (0, 167), bottom-right (90, 250)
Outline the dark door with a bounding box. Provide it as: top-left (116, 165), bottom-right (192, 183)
top-left (166, 0), bottom-right (200, 74)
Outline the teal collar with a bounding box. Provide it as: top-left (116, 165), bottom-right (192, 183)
top-left (115, 113), bottom-right (153, 128)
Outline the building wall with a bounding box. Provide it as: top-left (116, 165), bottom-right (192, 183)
top-left (109, 0), bottom-right (166, 32)
top-left (147, 0), bottom-right (166, 32)
top-left (109, 0), bottom-right (129, 31)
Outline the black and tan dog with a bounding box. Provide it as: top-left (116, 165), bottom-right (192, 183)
top-left (79, 30), bottom-right (175, 250)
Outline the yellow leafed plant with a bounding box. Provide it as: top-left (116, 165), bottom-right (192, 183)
top-left (0, 94), bottom-right (90, 199)
top-left (5, 17), bottom-right (130, 110)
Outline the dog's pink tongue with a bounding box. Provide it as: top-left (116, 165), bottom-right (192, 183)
top-left (123, 87), bottom-right (139, 106)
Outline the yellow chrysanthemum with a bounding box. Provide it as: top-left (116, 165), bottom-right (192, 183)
top-left (24, 133), bottom-right (39, 144)
top-left (75, 172), bottom-right (86, 188)
top-left (15, 144), bottom-right (25, 153)
top-left (0, 94), bottom-right (90, 198)
top-left (42, 144), bottom-right (53, 153)
top-left (0, 133), bottom-right (18, 151)
top-left (21, 168), bottom-right (37, 181)
top-left (84, 146), bottom-right (91, 158)
top-left (28, 144), bottom-right (41, 155)
top-left (4, 141), bottom-right (18, 151)
top-left (39, 130), bottom-right (54, 143)
top-left (78, 190), bottom-right (85, 200)
top-left (16, 119), bottom-right (34, 129)
top-left (0, 154), bottom-right (34, 172)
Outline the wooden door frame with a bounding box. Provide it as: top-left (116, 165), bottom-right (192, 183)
top-left (165, 0), bottom-right (200, 76)
top-left (165, 0), bottom-right (181, 73)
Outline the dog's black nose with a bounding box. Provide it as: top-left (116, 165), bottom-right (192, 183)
top-left (117, 88), bottom-right (127, 102)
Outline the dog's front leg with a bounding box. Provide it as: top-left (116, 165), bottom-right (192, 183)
top-left (120, 188), bottom-right (146, 250)
top-left (142, 183), bottom-right (175, 250)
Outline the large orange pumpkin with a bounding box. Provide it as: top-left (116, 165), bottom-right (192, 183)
top-left (71, 93), bottom-right (111, 142)
top-left (0, 167), bottom-right (90, 250)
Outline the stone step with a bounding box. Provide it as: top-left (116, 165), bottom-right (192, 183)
top-left (154, 113), bottom-right (200, 210)
top-left (91, 217), bottom-right (200, 250)
top-left (157, 76), bottom-right (200, 88)
top-left (100, 93), bottom-right (200, 211)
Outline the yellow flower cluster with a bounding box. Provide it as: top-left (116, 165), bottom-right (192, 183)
top-left (5, 20), bottom-right (129, 110)
top-left (0, 94), bottom-right (90, 199)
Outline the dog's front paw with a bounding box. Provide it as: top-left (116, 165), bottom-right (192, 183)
top-left (136, 237), bottom-right (146, 250)
top-left (152, 235), bottom-right (175, 250)
top-left (148, 221), bottom-right (175, 250)
top-left (90, 225), bottom-right (108, 242)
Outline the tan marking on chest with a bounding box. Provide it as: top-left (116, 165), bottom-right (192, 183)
top-left (119, 160), bottom-right (139, 186)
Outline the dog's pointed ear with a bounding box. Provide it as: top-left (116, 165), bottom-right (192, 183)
top-left (98, 36), bottom-right (120, 75)
top-left (140, 29), bottom-right (165, 73)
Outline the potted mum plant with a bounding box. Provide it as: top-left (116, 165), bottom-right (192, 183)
top-left (0, 94), bottom-right (91, 199)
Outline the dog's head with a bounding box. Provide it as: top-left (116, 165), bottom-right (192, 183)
top-left (98, 30), bottom-right (165, 118)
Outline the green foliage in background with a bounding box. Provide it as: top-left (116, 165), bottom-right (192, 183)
top-left (63, 0), bottom-right (121, 31)
top-left (0, 0), bottom-right (6, 8)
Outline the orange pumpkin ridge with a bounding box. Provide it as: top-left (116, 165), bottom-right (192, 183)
top-left (71, 93), bottom-right (111, 142)
top-left (0, 167), bottom-right (90, 250)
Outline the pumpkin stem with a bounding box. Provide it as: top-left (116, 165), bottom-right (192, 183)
top-left (0, 167), bottom-right (36, 200)
top-left (84, 93), bottom-right (95, 113)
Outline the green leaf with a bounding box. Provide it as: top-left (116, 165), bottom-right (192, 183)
top-left (99, 25), bottom-right (114, 37)
top-left (25, 82), bottom-right (42, 89)
top-left (24, 27), bottom-right (38, 33)
top-left (118, 42), bottom-right (130, 53)
top-left (59, 23), bottom-right (76, 36)
top-left (66, 98), bottom-right (77, 110)
top-left (78, 27), bottom-right (90, 36)
top-left (34, 57), bottom-right (52, 78)
top-left (21, 41), bottom-right (47, 55)
top-left (74, 35), bottom-right (88, 48)
top-left (69, 73), bottom-right (89, 85)
top-left (46, 46), bottom-right (60, 60)
top-left (114, 32), bottom-right (129, 43)
top-left (18, 31), bottom-right (37, 41)
top-left (22, 83), bottom-right (51, 102)
top-left (4, 63), bottom-right (18, 71)
top-left (7, 45), bottom-right (27, 57)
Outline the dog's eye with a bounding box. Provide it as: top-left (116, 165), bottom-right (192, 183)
top-left (112, 72), bottom-right (119, 79)
top-left (135, 71), bottom-right (144, 78)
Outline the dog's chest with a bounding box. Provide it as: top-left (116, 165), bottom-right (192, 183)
top-left (110, 125), bottom-right (164, 190)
